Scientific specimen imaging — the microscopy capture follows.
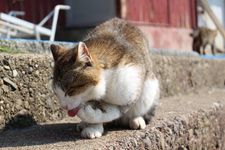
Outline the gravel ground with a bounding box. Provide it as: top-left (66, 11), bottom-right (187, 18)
top-left (0, 88), bottom-right (225, 150)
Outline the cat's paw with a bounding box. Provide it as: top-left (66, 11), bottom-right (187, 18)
top-left (77, 105), bottom-right (96, 122)
top-left (81, 124), bottom-right (104, 139)
top-left (129, 116), bottom-right (146, 130)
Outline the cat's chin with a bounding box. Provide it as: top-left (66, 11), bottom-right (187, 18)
top-left (67, 107), bottom-right (80, 117)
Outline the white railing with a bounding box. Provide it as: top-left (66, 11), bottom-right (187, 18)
top-left (0, 5), bottom-right (70, 41)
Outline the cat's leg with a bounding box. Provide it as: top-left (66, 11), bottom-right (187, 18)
top-left (211, 42), bottom-right (215, 55)
top-left (129, 116), bottom-right (146, 129)
top-left (77, 102), bottom-right (122, 124)
top-left (143, 104), bottom-right (157, 123)
top-left (76, 121), bottom-right (104, 139)
top-left (127, 103), bottom-right (157, 129)
top-left (125, 77), bottom-right (159, 130)
top-left (80, 123), bottom-right (104, 139)
top-left (202, 44), bottom-right (207, 55)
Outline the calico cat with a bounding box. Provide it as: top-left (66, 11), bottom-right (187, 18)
top-left (191, 27), bottom-right (217, 55)
top-left (50, 18), bottom-right (160, 139)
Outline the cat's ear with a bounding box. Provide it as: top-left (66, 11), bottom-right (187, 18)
top-left (77, 42), bottom-right (93, 63)
top-left (50, 44), bottom-right (65, 61)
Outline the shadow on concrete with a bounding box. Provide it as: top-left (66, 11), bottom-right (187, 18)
top-left (0, 119), bottom-right (133, 148)
top-left (0, 108), bottom-right (157, 148)
top-left (4, 113), bottom-right (37, 130)
top-left (0, 122), bottom-right (80, 148)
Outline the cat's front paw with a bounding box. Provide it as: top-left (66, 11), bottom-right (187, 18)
top-left (78, 104), bottom-right (99, 123)
top-left (81, 124), bottom-right (104, 139)
top-left (129, 116), bottom-right (146, 130)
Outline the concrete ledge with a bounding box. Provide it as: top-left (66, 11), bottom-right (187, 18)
top-left (0, 53), bottom-right (225, 149)
top-left (104, 105), bottom-right (225, 150)
top-left (152, 56), bottom-right (225, 97)
top-left (1, 89), bottom-right (224, 149)
top-left (0, 39), bottom-right (75, 53)
top-left (0, 54), bottom-right (225, 127)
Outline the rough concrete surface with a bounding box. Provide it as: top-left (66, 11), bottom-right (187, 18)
top-left (0, 54), bottom-right (225, 126)
top-left (0, 88), bottom-right (225, 150)
top-left (0, 53), bottom-right (225, 149)
top-left (0, 54), bottom-right (64, 128)
top-left (0, 39), bottom-right (75, 54)
top-left (152, 55), bottom-right (225, 97)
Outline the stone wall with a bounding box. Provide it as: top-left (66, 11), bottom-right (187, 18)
top-left (152, 56), bottom-right (225, 97)
top-left (0, 54), bottom-right (225, 127)
top-left (0, 54), bottom-right (61, 127)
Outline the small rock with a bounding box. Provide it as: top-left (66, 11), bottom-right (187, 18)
top-left (35, 64), bottom-right (39, 68)
top-left (22, 71), bottom-right (26, 74)
top-left (213, 102), bottom-right (220, 107)
top-left (12, 70), bottom-right (19, 77)
top-left (34, 70), bottom-right (39, 75)
top-left (108, 146), bottom-right (115, 150)
top-left (3, 77), bottom-right (18, 90)
top-left (15, 99), bottom-right (23, 110)
top-left (6, 103), bottom-right (10, 109)
top-left (24, 101), bottom-right (30, 109)
top-left (143, 137), bottom-right (151, 148)
top-left (17, 109), bottom-right (29, 116)
top-left (178, 146), bottom-right (187, 150)
top-left (0, 79), bottom-right (3, 86)
top-left (51, 62), bottom-right (54, 68)
top-left (2, 85), bottom-right (9, 93)
top-left (28, 67), bottom-right (33, 74)
top-left (0, 106), bottom-right (3, 111)
top-left (0, 115), bottom-right (5, 125)
top-left (3, 65), bottom-right (10, 70)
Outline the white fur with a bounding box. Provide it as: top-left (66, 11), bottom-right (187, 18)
top-left (129, 116), bottom-right (146, 129)
top-left (54, 65), bottom-right (159, 125)
top-left (80, 123), bottom-right (104, 139)
top-left (76, 65), bottom-right (144, 123)
top-left (54, 65), bottom-right (142, 110)
top-left (77, 103), bottom-right (121, 123)
top-left (103, 65), bottom-right (143, 105)
top-left (125, 78), bottom-right (160, 118)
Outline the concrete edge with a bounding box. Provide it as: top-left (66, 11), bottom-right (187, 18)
top-left (103, 104), bottom-right (225, 149)
top-left (0, 39), bottom-right (76, 54)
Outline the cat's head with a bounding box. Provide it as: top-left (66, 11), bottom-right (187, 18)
top-left (50, 42), bottom-right (103, 111)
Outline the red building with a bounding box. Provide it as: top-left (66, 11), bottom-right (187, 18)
top-left (121, 0), bottom-right (197, 51)
top-left (0, 0), bottom-right (197, 51)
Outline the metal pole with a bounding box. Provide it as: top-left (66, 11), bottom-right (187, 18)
top-left (50, 5), bottom-right (70, 41)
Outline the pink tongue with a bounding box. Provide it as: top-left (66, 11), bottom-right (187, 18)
top-left (67, 107), bottom-right (80, 117)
